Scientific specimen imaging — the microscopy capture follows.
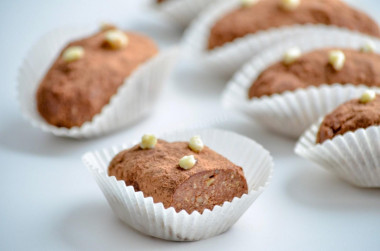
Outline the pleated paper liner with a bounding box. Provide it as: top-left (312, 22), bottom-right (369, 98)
top-left (183, 0), bottom-right (378, 75)
top-left (295, 119), bottom-right (380, 188)
top-left (17, 26), bottom-right (178, 138)
top-left (83, 129), bottom-right (273, 241)
top-left (154, 0), bottom-right (221, 27)
top-left (222, 31), bottom-right (380, 138)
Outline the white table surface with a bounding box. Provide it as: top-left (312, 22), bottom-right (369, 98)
top-left (1, 0), bottom-right (380, 250)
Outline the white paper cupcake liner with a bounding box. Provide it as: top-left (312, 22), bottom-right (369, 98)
top-left (154, 0), bottom-right (222, 27)
top-left (222, 32), bottom-right (380, 138)
top-left (183, 0), bottom-right (379, 75)
top-left (295, 119), bottom-right (380, 188)
top-left (82, 129), bottom-right (273, 241)
top-left (17, 27), bottom-right (178, 138)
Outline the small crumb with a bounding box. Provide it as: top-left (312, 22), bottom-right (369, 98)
top-left (104, 30), bottom-right (128, 50)
top-left (280, 0), bottom-right (300, 11)
top-left (206, 178), bottom-right (215, 187)
top-left (283, 47), bottom-right (301, 65)
top-left (189, 136), bottom-right (204, 153)
top-left (360, 40), bottom-right (376, 53)
top-left (241, 0), bottom-right (259, 8)
top-left (140, 134), bottom-right (157, 149)
top-left (179, 155), bottom-right (196, 170)
top-left (62, 46), bottom-right (84, 63)
top-left (328, 50), bottom-right (346, 71)
top-left (360, 90), bottom-right (376, 104)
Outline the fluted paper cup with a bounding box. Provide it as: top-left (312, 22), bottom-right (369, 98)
top-left (83, 129), bottom-right (273, 241)
top-left (295, 120), bottom-right (380, 187)
top-left (17, 26), bottom-right (178, 138)
top-left (183, 0), bottom-right (378, 75)
top-left (154, 0), bottom-right (221, 27)
top-left (222, 32), bottom-right (380, 138)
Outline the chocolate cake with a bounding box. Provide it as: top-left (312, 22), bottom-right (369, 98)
top-left (108, 139), bottom-right (248, 214)
top-left (249, 48), bottom-right (380, 98)
top-left (316, 93), bottom-right (380, 143)
top-left (208, 0), bottom-right (380, 50)
top-left (37, 29), bottom-right (158, 128)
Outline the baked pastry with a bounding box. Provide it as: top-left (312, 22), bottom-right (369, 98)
top-left (37, 28), bottom-right (158, 128)
top-left (317, 92), bottom-right (380, 143)
top-left (248, 48), bottom-right (380, 98)
top-left (108, 135), bottom-right (248, 214)
top-left (208, 0), bottom-right (380, 50)
top-left (294, 90), bottom-right (380, 187)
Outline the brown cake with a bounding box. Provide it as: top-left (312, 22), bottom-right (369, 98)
top-left (248, 48), bottom-right (380, 98)
top-left (108, 139), bottom-right (248, 214)
top-left (316, 93), bottom-right (380, 143)
top-left (208, 0), bottom-right (380, 50)
top-left (37, 29), bottom-right (158, 128)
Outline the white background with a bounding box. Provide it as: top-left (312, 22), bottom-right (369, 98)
top-left (1, 0), bottom-right (380, 250)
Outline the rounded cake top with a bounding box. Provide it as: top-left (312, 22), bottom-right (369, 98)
top-left (317, 91), bottom-right (380, 143)
top-left (108, 136), bottom-right (248, 213)
top-left (249, 47), bottom-right (380, 98)
top-left (37, 27), bottom-right (158, 128)
top-left (208, 0), bottom-right (380, 50)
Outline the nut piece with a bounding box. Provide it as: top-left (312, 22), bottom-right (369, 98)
top-left (360, 40), bottom-right (376, 53)
top-left (140, 134), bottom-right (157, 149)
top-left (360, 90), bottom-right (376, 104)
top-left (104, 30), bottom-right (129, 50)
top-left (179, 155), bottom-right (196, 170)
top-left (280, 0), bottom-right (300, 11)
top-left (62, 46), bottom-right (84, 63)
top-left (206, 178), bottom-right (215, 187)
top-left (189, 136), bottom-right (204, 152)
top-left (241, 0), bottom-right (259, 8)
top-left (328, 50), bottom-right (346, 71)
top-left (100, 22), bottom-right (116, 31)
top-left (283, 47), bottom-right (301, 65)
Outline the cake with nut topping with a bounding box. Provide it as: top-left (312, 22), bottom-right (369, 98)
top-left (108, 135), bottom-right (248, 214)
top-left (317, 91), bottom-right (380, 143)
top-left (37, 27), bottom-right (158, 128)
top-left (249, 47), bottom-right (380, 98)
top-left (208, 0), bottom-right (380, 50)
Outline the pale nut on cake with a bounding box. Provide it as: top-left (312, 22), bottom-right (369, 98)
top-left (189, 136), bottom-right (204, 152)
top-left (283, 47), bottom-right (301, 65)
top-left (62, 46), bottom-right (84, 63)
top-left (361, 40), bottom-right (376, 53)
top-left (359, 90), bottom-right (376, 104)
top-left (104, 30), bottom-right (129, 49)
top-left (140, 134), bottom-right (157, 149)
top-left (280, 0), bottom-right (300, 11)
top-left (328, 50), bottom-right (346, 71)
top-left (241, 0), bottom-right (259, 8)
top-left (179, 155), bottom-right (197, 170)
